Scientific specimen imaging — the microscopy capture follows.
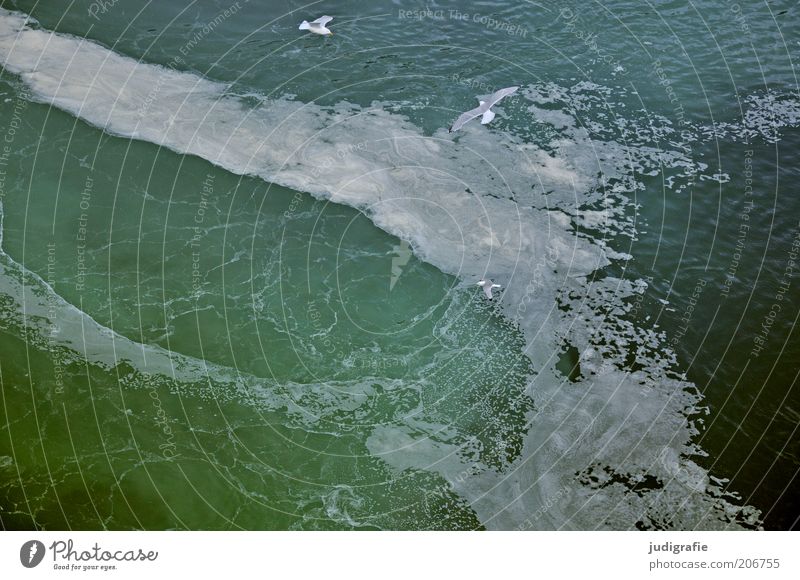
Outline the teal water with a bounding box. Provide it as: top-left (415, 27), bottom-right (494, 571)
top-left (0, 0), bottom-right (797, 530)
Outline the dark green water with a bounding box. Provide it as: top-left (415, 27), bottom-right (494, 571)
top-left (0, 0), bottom-right (797, 529)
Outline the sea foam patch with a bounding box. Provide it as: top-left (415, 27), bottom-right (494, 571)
top-left (0, 8), bottom-right (764, 529)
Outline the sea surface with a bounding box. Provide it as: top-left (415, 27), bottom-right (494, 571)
top-left (0, 0), bottom-right (798, 530)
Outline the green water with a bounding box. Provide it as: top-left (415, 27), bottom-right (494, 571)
top-left (0, 0), bottom-right (798, 530)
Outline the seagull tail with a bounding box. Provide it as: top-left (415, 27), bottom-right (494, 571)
top-left (299, 20), bottom-right (311, 30)
top-left (481, 109), bottom-right (496, 125)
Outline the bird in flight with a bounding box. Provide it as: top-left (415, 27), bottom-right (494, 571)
top-left (450, 86), bottom-right (519, 132)
top-left (477, 279), bottom-right (502, 300)
top-left (299, 15), bottom-right (334, 36)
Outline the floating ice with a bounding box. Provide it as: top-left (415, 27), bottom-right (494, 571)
top-left (0, 8), bottom-right (776, 529)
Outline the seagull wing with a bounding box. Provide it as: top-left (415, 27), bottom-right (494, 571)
top-left (486, 86), bottom-right (519, 108)
top-left (483, 284), bottom-right (494, 299)
top-left (312, 15), bottom-right (333, 26)
top-left (450, 103), bottom-right (489, 132)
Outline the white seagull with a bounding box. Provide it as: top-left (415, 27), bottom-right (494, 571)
top-left (299, 15), bottom-right (334, 36)
top-left (449, 86), bottom-right (519, 132)
top-left (477, 279), bottom-right (502, 300)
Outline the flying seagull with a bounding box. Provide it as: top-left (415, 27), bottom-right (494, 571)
top-left (477, 279), bottom-right (502, 300)
top-left (299, 15), bottom-right (334, 36)
top-left (450, 86), bottom-right (519, 132)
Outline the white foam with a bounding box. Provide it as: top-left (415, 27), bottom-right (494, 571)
top-left (0, 8), bottom-right (763, 529)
